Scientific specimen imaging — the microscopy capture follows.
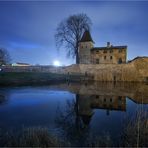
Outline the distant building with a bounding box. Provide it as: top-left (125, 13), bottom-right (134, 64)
top-left (12, 62), bottom-right (31, 66)
top-left (78, 30), bottom-right (127, 64)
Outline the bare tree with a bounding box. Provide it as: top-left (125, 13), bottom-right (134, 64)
top-left (0, 48), bottom-right (11, 66)
top-left (55, 13), bottom-right (92, 64)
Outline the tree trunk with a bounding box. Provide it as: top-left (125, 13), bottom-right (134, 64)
top-left (75, 45), bottom-right (79, 64)
top-left (76, 52), bottom-right (79, 64)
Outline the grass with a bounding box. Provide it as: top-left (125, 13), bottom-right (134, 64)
top-left (0, 127), bottom-right (62, 147)
top-left (0, 72), bottom-right (92, 86)
top-left (0, 110), bottom-right (147, 147)
top-left (121, 110), bottom-right (148, 147)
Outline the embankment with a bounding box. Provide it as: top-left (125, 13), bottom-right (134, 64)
top-left (0, 57), bottom-right (148, 83)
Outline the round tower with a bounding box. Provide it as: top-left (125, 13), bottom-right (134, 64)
top-left (78, 30), bottom-right (94, 64)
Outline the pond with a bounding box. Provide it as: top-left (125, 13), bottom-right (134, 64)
top-left (0, 82), bottom-right (148, 146)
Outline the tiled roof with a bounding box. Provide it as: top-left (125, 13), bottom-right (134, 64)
top-left (80, 30), bottom-right (94, 43)
top-left (91, 46), bottom-right (127, 51)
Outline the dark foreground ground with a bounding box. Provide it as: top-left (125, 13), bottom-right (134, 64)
top-left (0, 111), bottom-right (147, 147)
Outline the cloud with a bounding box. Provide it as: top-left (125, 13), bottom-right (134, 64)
top-left (0, 1), bottom-right (148, 64)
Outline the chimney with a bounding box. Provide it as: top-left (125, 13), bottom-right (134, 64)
top-left (107, 42), bottom-right (111, 47)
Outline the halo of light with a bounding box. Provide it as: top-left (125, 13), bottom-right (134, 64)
top-left (53, 60), bottom-right (60, 66)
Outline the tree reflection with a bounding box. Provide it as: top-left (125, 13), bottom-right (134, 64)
top-left (54, 82), bottom-right (148, 146)
top-left (0, 93), bottom-right (7, 104)
top-left (55, 95), bottom-right (92, 146)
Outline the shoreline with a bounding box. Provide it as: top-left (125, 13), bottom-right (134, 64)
top-left (0, 57), bottom-right (148, 83)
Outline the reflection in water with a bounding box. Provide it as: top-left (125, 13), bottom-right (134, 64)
top-left (50, 82), bottom-right (148, 104)
top-left (0, 91), bottom-right (7, 104)
top-left (0, 82), bottom-right (148, 146)
top-left (55, 99), bottom-right (91, 146)
top-left (54, 82), bottom-right (148, 146)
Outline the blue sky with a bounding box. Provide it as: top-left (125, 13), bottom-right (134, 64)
top-left (0, 1), bottom-right (148, 65)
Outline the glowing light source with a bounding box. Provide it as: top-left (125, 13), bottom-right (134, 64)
top-left (53, 60), bottom-right (60, 66)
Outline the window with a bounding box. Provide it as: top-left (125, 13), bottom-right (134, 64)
top-left (85, 72), bottom-right (87, 76)
top-left (119, 49), bottom-right (122, 53)
top-left (103, 50), bottom-right (107, 53)
top-left (81, 46), bottom-right (83, 48)
top-left (86, 45), bottom-right (87, 48)
top-left (118, 96), bottom-right (122, 100)
top-left (110, 50), bottom-right (113, 53)
top-left (96, 50), bottom-right (99, 53)
top-left (104, 56), bottom-right (106, 59)
top-left (110, 56), bottom-right (112, 60)
top-left (96, 95), bottom-right (99, 99)
top-left (118, 58), bottom-right (122, 64)
top-left (96, 59), bottom-right (99, 64)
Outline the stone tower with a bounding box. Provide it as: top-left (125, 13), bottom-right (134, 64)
top-left (78, 30), bottom-right (94, 64)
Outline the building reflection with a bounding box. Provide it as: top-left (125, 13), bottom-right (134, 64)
top-left (78, 95), bottom-right (126, 124)
top-left (54, 82), bottom-right (148, 141)
top-left (0, 92), bottom-right (7, 104)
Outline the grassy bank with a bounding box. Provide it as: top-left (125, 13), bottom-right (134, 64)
top-left (0, 72), bottom-right (93, 86)
top-left (0, 111), bottom-right (147, 147)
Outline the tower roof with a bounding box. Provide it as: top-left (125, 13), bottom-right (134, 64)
top-left (80, 30), bottom-right (94, 43)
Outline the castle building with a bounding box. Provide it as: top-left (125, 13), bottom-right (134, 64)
top-left (78, 30), bottom-right (127, 64)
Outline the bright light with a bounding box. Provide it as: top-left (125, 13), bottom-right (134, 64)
top-left (53, 60), bottom-right (60, 66)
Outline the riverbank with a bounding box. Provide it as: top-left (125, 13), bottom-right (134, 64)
top-left (0, 72), bottom-right (93, 86)
top-left (0, 57), bottom-right (148, 83)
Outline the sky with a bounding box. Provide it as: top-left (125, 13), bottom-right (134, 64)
top-left (0, 1), bottom-right (148, 65)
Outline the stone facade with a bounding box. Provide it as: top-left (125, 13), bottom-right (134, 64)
top-left (78, 31), bottom-right (127, 64)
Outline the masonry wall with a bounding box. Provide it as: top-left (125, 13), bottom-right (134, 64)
top-left (79, 41), bottom-right (94, 64)
top-left (61, 57), bottom-right (148, 82)
top-left (91, 48), bottom-right (127, 64)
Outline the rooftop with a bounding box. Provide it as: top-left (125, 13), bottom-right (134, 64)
top-left (91, 46), bottom-right (127, 51)
top-left (80, 30), bottom-right (94, 43)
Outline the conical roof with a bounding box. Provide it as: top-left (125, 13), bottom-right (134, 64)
top-left (80, 30), bottom-right (94, 43)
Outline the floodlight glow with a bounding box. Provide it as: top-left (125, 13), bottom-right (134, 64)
top-left (53, 60), bottom-right (60, 66)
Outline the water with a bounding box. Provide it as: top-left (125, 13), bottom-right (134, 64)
top-left (0, 82), bottom-right (148, 146)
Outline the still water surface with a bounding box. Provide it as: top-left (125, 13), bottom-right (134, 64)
top-left (0, 82), bottom-right (148, 145)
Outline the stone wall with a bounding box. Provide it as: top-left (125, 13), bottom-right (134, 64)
top-left (1, 57), bottom-right (148, 82)
top-left (60, 57), bottom-right (148, 82)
